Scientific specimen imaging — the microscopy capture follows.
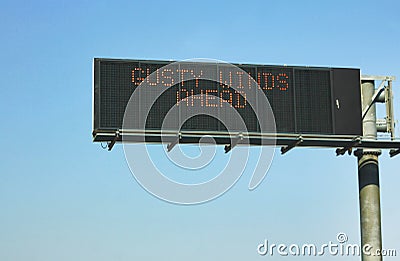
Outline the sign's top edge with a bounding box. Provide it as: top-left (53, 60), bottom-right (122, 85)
top-left (93, 57), bottom-right (361, 71)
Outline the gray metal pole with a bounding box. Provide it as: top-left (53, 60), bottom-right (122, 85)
top-left (355, 80), bottom-right (382, 261)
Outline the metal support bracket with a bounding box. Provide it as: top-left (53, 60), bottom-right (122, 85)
top-left (107, 130), bottom-right (120, 151)
top-left (224, 133), bottom-right (244, 153)
top-left (386, 80), bottom-right (395, 139)
top-left (167, 133), bottom-right (182, 152)
top-left (361, 81), bottom-right (386, 120)
top-left (389, 149), bottom-right (400, 158)
top-left (361, 75), bottom-right (396, 139)
top-left (280, 136), bottom-right (303, 155)
top-left (336, 136), bottom-right (362, 156)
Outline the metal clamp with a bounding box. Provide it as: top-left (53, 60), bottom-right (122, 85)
top-left (224, 133), bottom-right (244, 153)
top-left (336, 136), bottom-right (361, 156)
top-left (281, 136), bottom-right (303, 155)
top-left (389, 149), bottom-right (400, 158)
top-left (167, 133), bottom-right (182, 152)
top-left (107, 130), bottom-right (120, 151)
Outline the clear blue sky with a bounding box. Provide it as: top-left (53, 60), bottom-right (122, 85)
top-left (1, 0), bottom-right (399, 260)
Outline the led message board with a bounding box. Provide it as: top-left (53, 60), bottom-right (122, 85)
top-left (93, 58), bottom-right (362, 143)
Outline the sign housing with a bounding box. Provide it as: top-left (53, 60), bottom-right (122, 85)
top-left (92, 58), bottom-right (362, 144)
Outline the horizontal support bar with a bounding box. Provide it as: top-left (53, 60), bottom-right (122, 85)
top-left (361, 75), bottom-right (396, 81)
top-left (94, 131), bottom-right (400, 151)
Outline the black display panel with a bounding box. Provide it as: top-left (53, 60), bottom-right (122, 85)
top-left (93, 58), bottom-right (362, 142)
